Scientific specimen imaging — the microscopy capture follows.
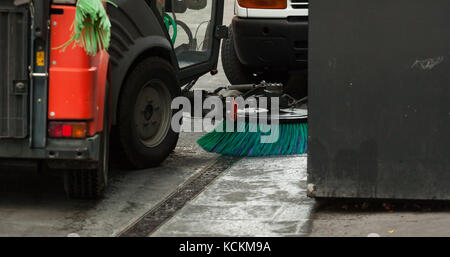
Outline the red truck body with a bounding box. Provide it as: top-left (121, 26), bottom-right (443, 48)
top-left (49, 5), bottom-right (109, 136)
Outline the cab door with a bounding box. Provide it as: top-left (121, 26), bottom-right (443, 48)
top-left (163, 0), bottom-right (225, 84)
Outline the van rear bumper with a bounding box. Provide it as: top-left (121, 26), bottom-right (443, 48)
top-left (232, 16), bottom-right (308, 71)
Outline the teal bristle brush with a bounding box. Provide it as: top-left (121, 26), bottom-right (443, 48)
top-left (198, 107), bottom-right (308, 157)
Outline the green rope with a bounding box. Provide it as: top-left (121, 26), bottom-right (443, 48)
top-left (164, 13), bottom-right (177, 44)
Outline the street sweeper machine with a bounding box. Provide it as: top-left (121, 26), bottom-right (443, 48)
top-left (0, 0), bottom-right (230, 198)
top-left (0, 0), bottom-right (309, 199)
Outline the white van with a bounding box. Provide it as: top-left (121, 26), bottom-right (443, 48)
top-left (222, 0), bottom-right (308, 89)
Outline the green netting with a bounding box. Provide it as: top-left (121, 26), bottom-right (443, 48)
top-left (57, 0), bottom-right (117, 56)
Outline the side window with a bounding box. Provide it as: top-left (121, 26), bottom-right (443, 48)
top-left (164, 0), bottom-right (215, 69)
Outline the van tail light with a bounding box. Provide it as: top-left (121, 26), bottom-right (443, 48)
top-left (49, 122), bottom-right (87, 139)
top-left (237, 0), bottom-right (287, 9)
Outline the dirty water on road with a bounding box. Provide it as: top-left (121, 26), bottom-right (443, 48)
top-left (152, 155), bottom-right (314, 237)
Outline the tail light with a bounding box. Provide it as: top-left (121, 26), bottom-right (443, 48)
top-left (237, 0), bottom-right (287, 9)
top-left (49, 122), bottom-right (87, 139)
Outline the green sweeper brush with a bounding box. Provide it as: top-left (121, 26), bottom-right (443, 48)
top-left (197, 108), bottom-right (308, 157)
top-left (57, 0), bottom-right (117, 56)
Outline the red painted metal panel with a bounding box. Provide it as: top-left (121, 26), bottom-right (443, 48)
top-left (49, 5), bottom-right (109, 136)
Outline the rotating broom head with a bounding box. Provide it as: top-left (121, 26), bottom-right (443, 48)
top-left (198, 107), bottom-right (308, 157)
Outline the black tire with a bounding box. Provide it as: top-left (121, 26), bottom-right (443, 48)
top-left (117, 57), bottom-right (180, 169)
top-left (64, 84), bottom-right (111, 199)
top-left (221, 26), bottom-right (256, 85)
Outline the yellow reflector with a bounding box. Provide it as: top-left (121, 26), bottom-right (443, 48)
top-left (36, 51), bottom-right (45, 67)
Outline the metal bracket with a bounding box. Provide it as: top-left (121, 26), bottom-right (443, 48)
top-left (30, 72), bottom-right (49, 78)
top-left (182, 78), bottom-right (198, 93)
top-left (215, 25), bottom-right (229, 39)
top-left (13, 80), bottom-right (29, 95)
top-left (14, 0), bottom-right (31, 6)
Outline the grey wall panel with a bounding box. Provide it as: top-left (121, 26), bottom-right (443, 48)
top-left (0, 1), bottom-right (29, 139)
top-left (308, 0), bottom-right (450, 200)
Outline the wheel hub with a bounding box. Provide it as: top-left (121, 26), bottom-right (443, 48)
top-left (144, 104), bottom-right (154, 121)
top-left (134, 80), bottom-right (171, 147)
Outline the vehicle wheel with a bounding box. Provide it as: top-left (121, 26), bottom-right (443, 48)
top-left (64, 83), bottom-right (110, 199)
top-left (221, 25), bottom-right (256, 85)
top-left (118, 57), bottom-right (180, 169)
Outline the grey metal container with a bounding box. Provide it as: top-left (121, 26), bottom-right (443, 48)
top-left (307, 0), bottom-right (450, 200)
top-left (0, 1), bottom-right (29, 139)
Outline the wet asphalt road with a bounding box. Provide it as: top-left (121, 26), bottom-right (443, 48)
top-left (152, 155), bottom-right (313, 237)
top-left (0, 131), bottom-right (218, 236)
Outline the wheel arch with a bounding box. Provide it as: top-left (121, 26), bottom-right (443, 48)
top-left (109, 36), bottom-right (178, 125)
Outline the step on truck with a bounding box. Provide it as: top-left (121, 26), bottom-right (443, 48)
top-left (0, 0), bottom-right (225, 198)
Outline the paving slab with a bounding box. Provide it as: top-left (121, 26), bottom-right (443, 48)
top-left (152, 155), bottom-right (315, 237)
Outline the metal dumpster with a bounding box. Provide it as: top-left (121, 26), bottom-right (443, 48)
top-left (307, 0), bottom-right (450, 200)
